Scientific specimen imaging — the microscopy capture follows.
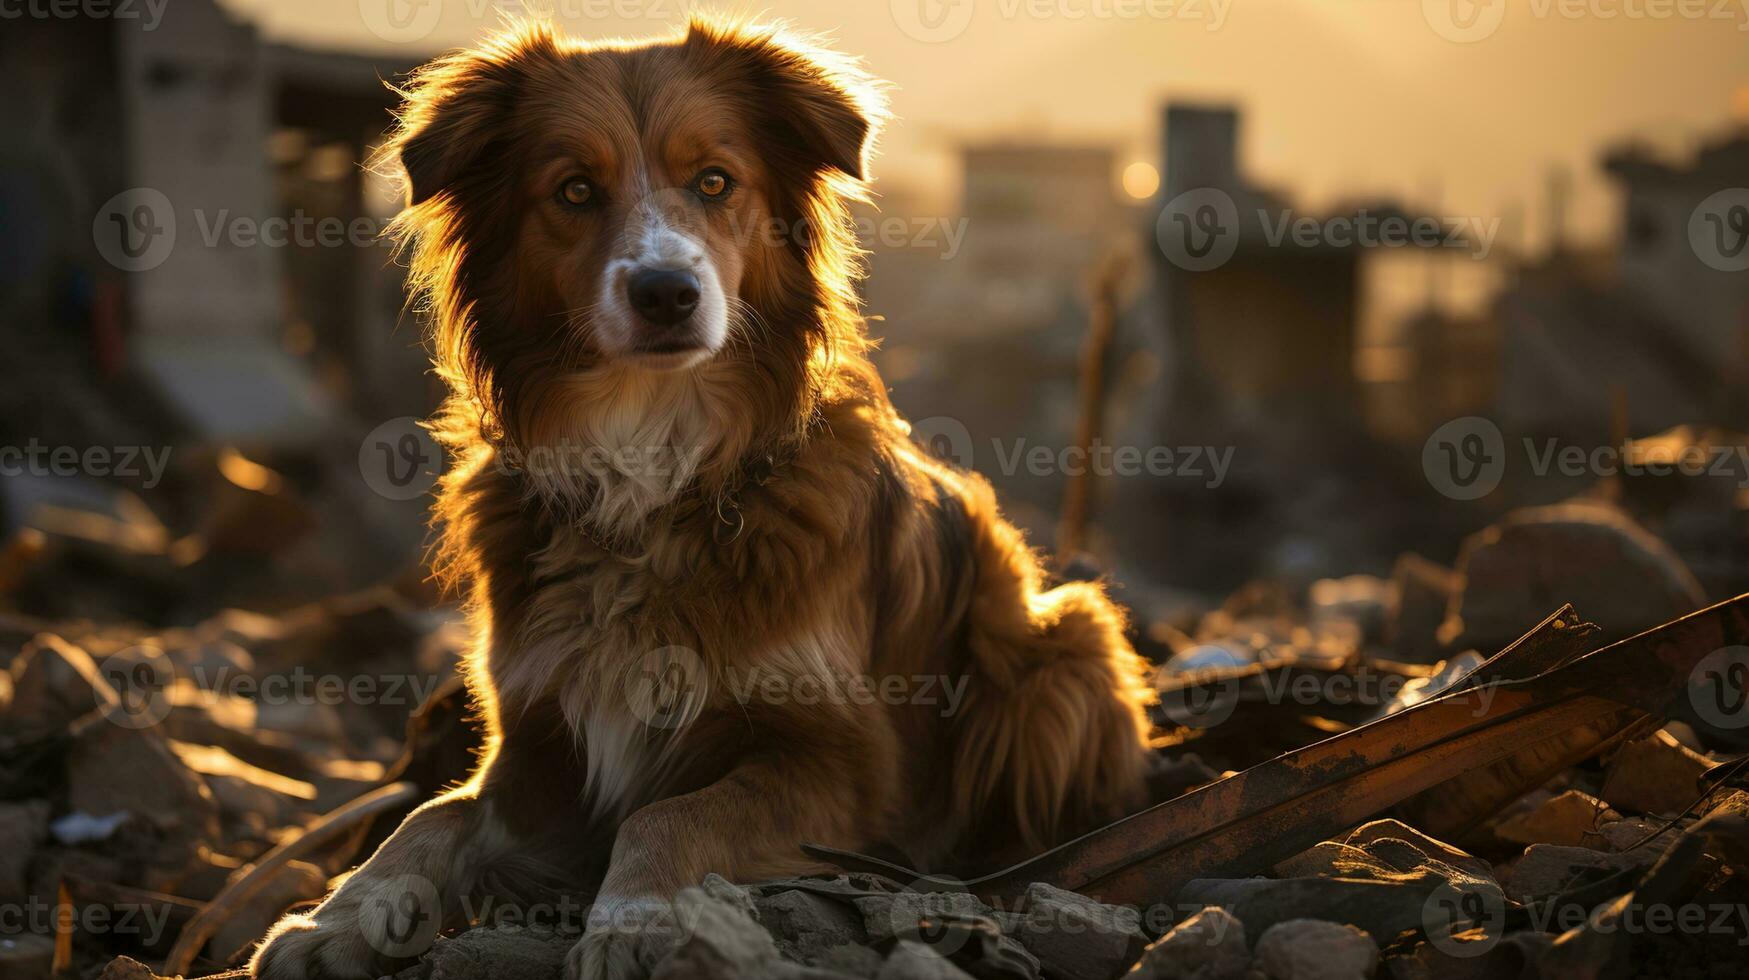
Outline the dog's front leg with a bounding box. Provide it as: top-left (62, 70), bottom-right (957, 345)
top-left (565, 760), bottom-right (858, 980)
top-left (251, 791), bottom-right (487, 979)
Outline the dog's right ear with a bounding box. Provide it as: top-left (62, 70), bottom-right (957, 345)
top-left (391, 29), bottom-right (550, 207)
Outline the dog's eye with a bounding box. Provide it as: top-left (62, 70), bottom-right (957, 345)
top-left (694, 169), bottom-right (732, 200)
top-left (558, 178), bottom-right (595, 207)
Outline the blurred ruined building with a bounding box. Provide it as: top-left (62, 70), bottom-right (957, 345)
top-left (1120, 104), bottom-right (1468, 594)
top-left (1, 0), bottom-right (430, 620)
top-left (867, 140), bottom-right (1144, 537)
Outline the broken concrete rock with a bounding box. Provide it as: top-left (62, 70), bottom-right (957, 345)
top-left (1442, 503), bottom-right (1705, 654)
top-left (760, 886), bottom-right (869, 963)
top-left (1010, 882), bottom-right (1146, 980)
top-left (1599, 730), bottom-right (1709, 816)
top-left (1386, 553), bottom-right (1458, 664)
top-left (1177, 877), bottom-right (1433, 950)
top-left (6, 633), bottom-right (111, 730)
top-left (649, 877), bottom-right (785, 979)
top-left (66, 722), bottom-right (220, 893)
top-left (1494, 790), bottom-right (1620, 849)
top-left (1595, 816), bottom-right (1679, 854)
top-left (854, 889), bottom-right (994, 945)
top-left (878, 941), bottom-right (977, 980)
top-left (1382, 931), bottom-right (1553, 980)
top-left (817, 943), bottom-right (887, 978)
top-left (1342, 821), bottom-right (1494, 883)
top-left (1253, 919), bottom-right (1378, 980)
top-left (1501, 844), bottom-right (1658, 904)
top-left (399, 926), bottom-right (574, 980)
top-left (1126, 906), bottom-right (1248, 980)
top-left (94, 955), bottom-right (167, 980)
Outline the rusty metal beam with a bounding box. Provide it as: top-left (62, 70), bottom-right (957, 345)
top-left (807, 593), bottom-right (1749, 907)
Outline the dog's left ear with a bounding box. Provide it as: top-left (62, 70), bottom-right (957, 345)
top-left (688, 20), bottom-right (883, 182)
top-left (389, 26), bottom-right (556, 207)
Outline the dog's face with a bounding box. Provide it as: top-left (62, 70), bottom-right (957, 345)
top-left (392, 20), bottom-right (879, 388)
top-left (514, 65), bottom-right (766, 372)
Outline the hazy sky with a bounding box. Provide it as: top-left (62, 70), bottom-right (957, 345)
top-left (225, 0), bottom-right (1749, 251)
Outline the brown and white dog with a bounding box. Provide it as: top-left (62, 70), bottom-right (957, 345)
top-left (252, 16), bottom-right (1153, 980)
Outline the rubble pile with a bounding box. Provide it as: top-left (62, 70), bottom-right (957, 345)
top-left (0, 588), bottom-right (466, 977)
top-left (1, 494), bottom-right (1746, 979)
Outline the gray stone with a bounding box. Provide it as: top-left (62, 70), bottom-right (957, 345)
top-left (816, 943), bottom-right (887, 978)
top-left (417, 927), bottom-right (573, 980)
top-left (1442, 503), bottom-right (1705, 654)
top-left (1010, 882), bottom-right (1145, 980)
top-left (700, 874), bottom-right (761, 919)
top-left (1342, 821), bottom-right (1494, 883)
top-left (67, 723), bottom-right (220, 893)
top-left (650, 880), bottom-right (784, 979)
top-left (760, 887), bottom-right (869, 962)
top-left (853, 890), bottom-right (993, 944)
top-left (877, 941), bottom-right (977, 980)
top-left (1503, 844), bottom-right (1656, 904)
top-left (1253, 919), bottom-right (1378, 980)
top-left (1128, 906), bottom-right (1249, 980)
top-left (1599, 731), bottom-right (1710, 817)
top-left (1494, 790), bottom-right (1620, 849)
top-left (1387, 553), bottom-right (1458, 664)
top-left (1276, 820), bottom-right (1495, 886)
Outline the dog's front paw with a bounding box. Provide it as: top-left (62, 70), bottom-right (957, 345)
top-left (251, 877), bottom-right (442, 979)
top-left (563, 897), bottom-right (679, 980)
top-left (250, 912), bottom-right (382, 980)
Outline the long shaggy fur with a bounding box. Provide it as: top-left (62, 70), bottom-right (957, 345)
top-left (253, 16), bottom-right (1154, 980)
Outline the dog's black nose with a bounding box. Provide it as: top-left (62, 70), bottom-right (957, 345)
top-left (627, 269), bottom-right (701, 326)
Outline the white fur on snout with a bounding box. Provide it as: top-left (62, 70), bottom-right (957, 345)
top-left (598, 195), bottom-right (728, 366)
